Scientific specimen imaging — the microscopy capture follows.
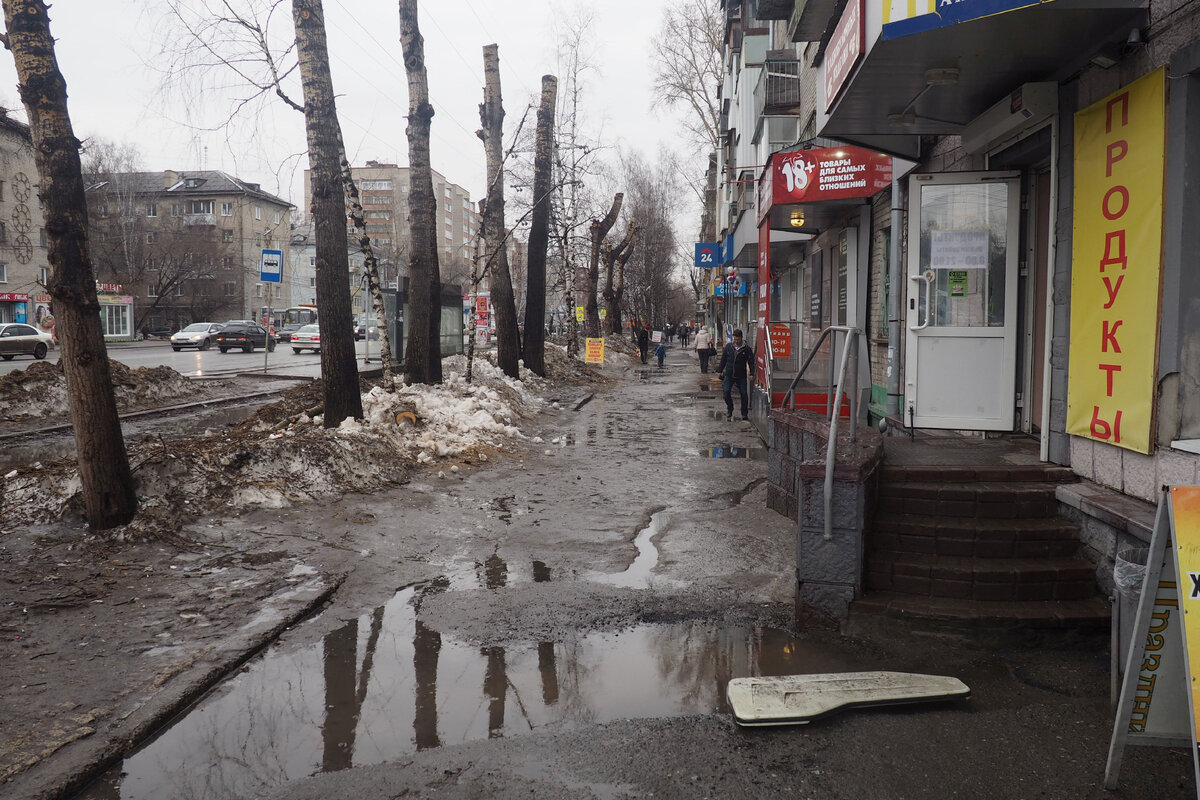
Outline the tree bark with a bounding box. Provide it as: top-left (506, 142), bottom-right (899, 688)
top-left (2, 0), bottom-right (137, 529)
top-left (477, 44), bottom-right (519, 380)
top-left (292, 0), bottom-right (363, 426)
top-left (341, 156), bottom-right (394, 382)
top-left (603, 223), bottom-right (636, 335)
top-left (522, 75), bottom-right (557, 377)
top-left (399, 0), bottom-right (442, 385)
top-left (584, 193), bottom-right (622, 338)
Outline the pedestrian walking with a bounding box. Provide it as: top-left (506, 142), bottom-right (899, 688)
top-left (716, 328), bottom-right (754, 421)
top-left (655, 340), bottom-right (667, 368)
top-left (693, 325), bottom-right (715, 373)
top-left (678, 324), bottom-right (689, 348)
top-left (637, 324), bottom-right (650, 364)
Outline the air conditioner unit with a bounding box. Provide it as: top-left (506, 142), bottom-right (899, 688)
top-left (961, 82), bottom-right (1057, 154)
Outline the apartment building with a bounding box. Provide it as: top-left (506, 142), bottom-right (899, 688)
top-left (0, 113), bottom-right (51, 333)
top-left (86, 170), bottom-right (293, 335)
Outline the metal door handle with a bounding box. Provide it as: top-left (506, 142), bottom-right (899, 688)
top-left (909, 273), bottom-right (934, 331)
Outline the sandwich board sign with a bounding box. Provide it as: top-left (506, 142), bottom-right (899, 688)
top-left (1106, 486), bottom-right (1200, 796)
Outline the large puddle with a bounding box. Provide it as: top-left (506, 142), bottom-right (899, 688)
top-left (77, 586), bottom-right (854, 800)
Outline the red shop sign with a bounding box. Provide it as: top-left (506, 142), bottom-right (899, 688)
top-left (0, 292), bottom-right (30, 302)
top-left (773, 145), bottom-right (892, 205)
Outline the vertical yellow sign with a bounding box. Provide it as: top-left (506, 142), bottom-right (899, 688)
top-left (584, 337), bottom-right (605, 364)
top-left (1067, 69), bottom-right (1166, 454)
top-left (1171, 486), bottom-right (1200, 768)
top-left (575, 306), bottom-right (585, 322)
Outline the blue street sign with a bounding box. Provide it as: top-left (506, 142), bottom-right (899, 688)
top-left (694, 243), bottom-right (719, 268)
top-left (259, 249), bottom-right (283, 283)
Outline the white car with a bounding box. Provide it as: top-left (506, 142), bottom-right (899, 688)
top-left (0, 322), bottom-right (54, 360)
top-left (170, 322), bottom-right (224, 351)
top-left (291, 324), bottom-right (321, 353)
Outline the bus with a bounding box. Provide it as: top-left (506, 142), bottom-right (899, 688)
top-left (266, 305), bottom-right (318, 341)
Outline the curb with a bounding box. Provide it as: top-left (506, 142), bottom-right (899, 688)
top-left (7, 573), bottom-right (345, 800)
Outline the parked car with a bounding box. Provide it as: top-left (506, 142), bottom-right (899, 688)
top-left (215, 322), bottom-right (276, 353)
top-left (0, 322), bottom-right (54, 360)
top-left (276, 322), bottom-right (307, 343)
top-left (290, 324), bottom-right (321, 353)
top-left (170, 322), bottom-right (224, 351)
top-left (146, 325), bottom-right (174, 339)
top-left (354, 315), bottom-right (379, 341)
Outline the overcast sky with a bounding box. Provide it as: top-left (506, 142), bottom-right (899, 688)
top-left (0, 0), bottom-right (693, 223)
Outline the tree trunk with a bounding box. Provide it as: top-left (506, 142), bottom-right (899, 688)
top-left (399, 0), bottom-right (442, 385)
top-left (477, 44), bottom-right (519, 380)
top-left (522, 74), bottom-right (557, 377)
top-left (604, 223), bottom-right (635, 335)
top-left (2, 0), bottom-right (137, 529)
top-left (341, 156), bottom-right (394, 382)
top-left (585, 193), bottom-right (622, 338)
top-left (292, 0), bottom-right (363, 426)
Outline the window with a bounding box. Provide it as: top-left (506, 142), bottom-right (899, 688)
top-left (445, 230), bottom-right (453, 240)
top-left (223, 229), bottom-right (234, 243)
top-left (148, 284), bottom-right (158, 297)
top-left (39, 267), bottom-right (49, 285)
top-left (0, 221), bottom-right (6, 242)
top-left (171, 203), bottom-right (184, 216)
top-left (146, 232), bottom-right (156, 244)
top-left (309, 256), bottom-right (316, 266)
top-left (221, 256), bottom-right (234, 268)
top-left (445, 201), bottom-right (451, 212)
top-left (223, 281), bottom-right (236, 296)
top-left (309, 277), bottom-right (317, 288)
top-left (101, 303), bottom-right (130, 337)
top-left (274, 210), bottom-right (282, 224)
top-left (361, 180), bottom-right (393, 191)
top-left (444, 187), bottom-right (451, 197)
top-left (39, 229), bottom-right (46, 247)
top-left (254, 205), bottom-right (262, 220)
top-left (0, 264), bottom-right (5, 282)
top-left (220, 202), bottom-right (233, 216)
top-left (255, 283), bottom-right (263, 297)
top-left (190, 199), bottom-right (213, 214)
top-left (176, 284), bottom-right (185, 296)
top-left (0, 180), bottom-right (5, 200)
top-left (146, 203), bottom-right (157, 217)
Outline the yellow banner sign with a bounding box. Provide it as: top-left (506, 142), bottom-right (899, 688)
top-left (584, 337), bottom-right (605, 364)
top-left (1067, 68), bottom-right (1166, 454)
top-left (1171, 487), bottom-right (1200, 758)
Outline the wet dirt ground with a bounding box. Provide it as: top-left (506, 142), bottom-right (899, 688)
top-left (4, 343), bottom-right (1196, 799)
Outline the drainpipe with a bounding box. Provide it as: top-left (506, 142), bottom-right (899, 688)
top-left (886, 175), bottom-right (903, 418)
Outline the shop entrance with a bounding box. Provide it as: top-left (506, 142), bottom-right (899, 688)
top-left (904, 171), bottom-right (1021, 430)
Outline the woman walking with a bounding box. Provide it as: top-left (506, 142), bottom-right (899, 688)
top-left (693, 325), bottom-right (714, 374)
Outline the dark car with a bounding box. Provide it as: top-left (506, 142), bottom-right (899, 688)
top-left (214, 322), bottom-right (276, 353)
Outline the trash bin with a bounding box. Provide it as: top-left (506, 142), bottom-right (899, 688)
top-left (1114, 547), bottom-right (1149, 673)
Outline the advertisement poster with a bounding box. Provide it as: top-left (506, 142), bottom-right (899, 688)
top-left (584, 337), bottom-right (605, 364)
top-left (1067, 69), bottom-right (1166, 454)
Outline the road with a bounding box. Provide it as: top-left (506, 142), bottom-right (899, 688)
top-left (0, 337), bottom-right (387, 379)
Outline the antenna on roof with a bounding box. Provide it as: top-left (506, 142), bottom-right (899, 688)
top-left (201, 145), bottom-right (207, 170)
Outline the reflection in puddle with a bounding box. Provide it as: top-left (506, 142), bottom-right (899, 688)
top-left (78, 586), bottom-right (849, 800)
top-left (588, 509), bottom-right (674, 588)
top-left (701, 446), bottom-right (767, 460)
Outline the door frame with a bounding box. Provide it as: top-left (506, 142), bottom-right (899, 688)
top-left (904, 170), bottom-right (1022, 430)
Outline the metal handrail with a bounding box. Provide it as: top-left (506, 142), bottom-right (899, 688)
top-left (779, 325), bottom-right (862, 541)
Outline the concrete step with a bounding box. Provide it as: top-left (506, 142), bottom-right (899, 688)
top-left (864, 553), bottom-right (1097, 601)
top-left (872, 514), bottom-right (1081, 558)
top-left (849, 592), bottom-right (1111, 629)
top-left (877, 481), bottom-right (1062, 518)
top-left (879, 464), bottom-right (1078, 483)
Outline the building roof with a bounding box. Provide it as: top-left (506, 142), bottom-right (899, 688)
top-left (89, 170), bottom-right (294, 208)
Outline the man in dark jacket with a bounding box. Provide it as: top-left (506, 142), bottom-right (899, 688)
top-left (716, 328), bottom-right (753, 421)
top-left (636, 325), bottom-right (650, 364)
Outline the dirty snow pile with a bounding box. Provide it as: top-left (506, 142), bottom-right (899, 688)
top-left (1, 353), bottom-right (549, 538)
top-left (0, 359), bottom-right (211, 422)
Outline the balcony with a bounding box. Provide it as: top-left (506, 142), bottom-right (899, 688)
top-left (182, 213), bottom-right (216, 227)
top-left (755, 58), bottom-right (802, 117)
top-left (788, 0), bottom-right (839, 42)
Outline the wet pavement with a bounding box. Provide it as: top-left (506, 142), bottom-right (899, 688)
top-left (36, 341), bottom-right (1199, 799)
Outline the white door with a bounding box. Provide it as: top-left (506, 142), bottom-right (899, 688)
top-left (904, 171), bottom-right (1021, 430)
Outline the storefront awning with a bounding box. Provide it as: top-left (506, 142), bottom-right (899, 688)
top-left (756, 144), bottom-right (895, 234)
top-left (817, 0), bottom-right (1147, 159)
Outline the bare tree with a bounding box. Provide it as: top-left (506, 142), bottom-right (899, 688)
top-left (649, 0), bottom-right (723, 155)
top-left (1, 0), bottom-right (137, 529)
top-left (522, 75), bottom-right (557, 376)
top-left (293, 0), bottom-right (363, 426)
top-left (584, 193), bottom-right (622, 338)
top-left (478, 44), bottom-right (520, 380)
top-left (398, 0), bottom-right (442, 384)
top-left (603, 221), bottom-right (636, 335)
top-left (621, 151), bottom-right (682, 328)
top-left (342, 158), bottom-right (394, 381)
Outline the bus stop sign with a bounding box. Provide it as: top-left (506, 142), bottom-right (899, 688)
top-left (260, 249), bottom-right (283, 283)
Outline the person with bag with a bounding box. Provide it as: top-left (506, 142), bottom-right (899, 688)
top-left (693, 325), bottom-right (715, 374)
top-left (716, 328), bottom-right (754, 421)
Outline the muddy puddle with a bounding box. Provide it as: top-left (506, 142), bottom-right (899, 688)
top-left (77, 586), bottom-right (855, 800)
